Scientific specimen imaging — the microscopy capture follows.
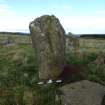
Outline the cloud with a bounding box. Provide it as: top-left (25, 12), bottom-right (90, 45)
top-left (0, 2), bottom-right (14, 16)
top-left (0, 1), bottom-right (27, 32)
top-left (0, 0), bottom-right (6, 3)
top-left (52, 5), bottom-right (72, 11)
top-left (0, 15), bottom-right (34, 32)
top-left (0, 2), bottom-right (29, 32)
top-left (59, 16), bottom-right (105, 34)
top-left (0, 1), bottom-right (105, 34)
top-left (62, 5), bottom-right (72, 9)
top-left (1, 15), bottom-right (105, 34)
top-left (0, 1), bottom-right (72, 33)
top-left (0, 1), bottom-right (35, 33)
top-left (95, 10), bottom-right (105, 14)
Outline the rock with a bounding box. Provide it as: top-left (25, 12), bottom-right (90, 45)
top-left (66, 32), bottom-right (79, 55)
top-left (29, 15), bottom-right (66, 80)
top-left (58, 80), bottom-right (105, 105)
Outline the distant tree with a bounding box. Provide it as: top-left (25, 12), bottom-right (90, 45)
top-left (67, 32), bottom-right (74, 37)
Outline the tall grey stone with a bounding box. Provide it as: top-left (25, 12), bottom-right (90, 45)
top-left (29, 15), bottom-right (66, 80)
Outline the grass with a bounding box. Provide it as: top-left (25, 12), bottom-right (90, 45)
top-left (0, 34), bottom-right (31, 44)
top-left (0, 34), bottom-right (60, 105)
top-left (79, 38), bottom-right (105, 53)
top-left (0, 34), bottom-right (105, 105)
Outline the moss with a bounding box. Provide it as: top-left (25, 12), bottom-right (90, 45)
top-left (51, 66), bottom-right (63, 79)
top-left (44, 15), bottom-right (57, 32)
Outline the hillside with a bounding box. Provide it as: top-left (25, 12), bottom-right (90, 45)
top-left (80, 34), bottom-right (105, 38)
top-left (0, 32), bottom-right (29, 36)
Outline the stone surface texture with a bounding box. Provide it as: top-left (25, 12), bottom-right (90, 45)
top-left (59, 80), bottom-right (105, 105)
top-left (29, 15), bottom-right (66, 80)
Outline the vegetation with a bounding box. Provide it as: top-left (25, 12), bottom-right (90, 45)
top-left (0, 34), bottom-right (105, 105)
top-left (80, 34), bottom-right (105, 38)
top-left (0, 34), bottom-right (31, 44)
top-left (0, 32), bottom-right (29, 36)
top-left (0, 34), bottom-right (60, 105)
top-left (67, 52), bottom-right (105, 85)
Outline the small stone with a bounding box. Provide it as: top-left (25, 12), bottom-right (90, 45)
top-left (56, 80), bottom-right (62, 83)
top-left (47, 79), bottom-right (53, 84)
top-left (37, 81), bottom-right (44, 85)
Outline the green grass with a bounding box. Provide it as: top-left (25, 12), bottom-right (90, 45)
top-left (79, 38), bottom-right (105, 53)
top-left (0, 35), bottom-right (105, 105)
top-left (0, 35), bottom-right (60, 105)
top-left (0, 34), bottom-right (31, 44)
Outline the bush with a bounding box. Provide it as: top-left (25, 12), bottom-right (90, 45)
top-left (67, 51), bottom-right (105, 85)
top-left (66, 52), bottom-right (97, 66)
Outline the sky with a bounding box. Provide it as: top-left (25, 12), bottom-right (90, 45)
top-left (0, 0), bottom-right (105, 34)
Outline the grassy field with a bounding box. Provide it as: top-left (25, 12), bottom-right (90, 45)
top-left (0, 34), bottom-right (31, 44)
top-left (79, 38), bottom-right (105, 53)
top-left (0, 34), bottom-right (60, 105)
top-left (0, 34), bottom-right (105, 105)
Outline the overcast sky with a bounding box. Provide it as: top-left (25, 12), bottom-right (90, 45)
top-left (0, 0), bottom-right (105, 34)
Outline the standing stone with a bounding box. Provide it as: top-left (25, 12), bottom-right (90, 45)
top-left (29, 15), bottom-right (66, 80)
